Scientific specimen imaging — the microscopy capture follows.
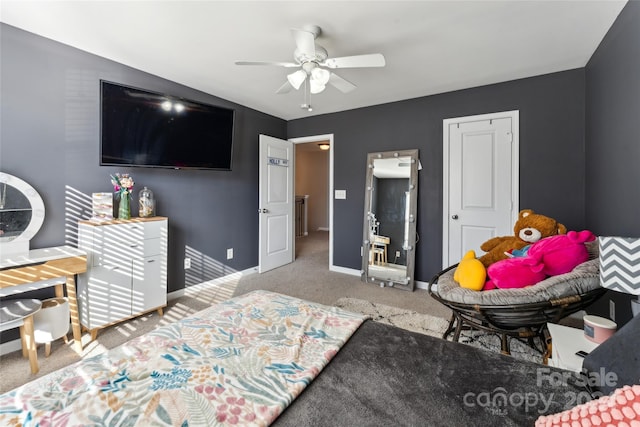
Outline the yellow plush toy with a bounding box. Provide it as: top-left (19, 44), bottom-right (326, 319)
top-left (454, 250), bottom-right (487, 291)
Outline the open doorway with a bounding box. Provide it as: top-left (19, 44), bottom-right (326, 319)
top-left (290, 134), bottom-right (333, 268)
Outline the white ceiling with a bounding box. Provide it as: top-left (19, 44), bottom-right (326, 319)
top-left (1, 1), bottom-right (627, 120)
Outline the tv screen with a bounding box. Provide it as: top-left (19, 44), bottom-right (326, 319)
top-left (100, 81), bottom-right (235, 170)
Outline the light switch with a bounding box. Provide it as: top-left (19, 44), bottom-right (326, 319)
top-left (335, 189), bottom-right (347, 199)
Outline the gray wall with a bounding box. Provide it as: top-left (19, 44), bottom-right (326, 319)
top-left (585, 0), bottom-right (640, 236)
top-left (584, 1), bottom-right (640, 324)
top-left (0, 24), bottom-right (287, 296)
top-left (289, 69), bottom-right (587, 282)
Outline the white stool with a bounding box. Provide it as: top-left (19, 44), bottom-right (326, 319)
top-left (33, 297), bottom-right (70, 357)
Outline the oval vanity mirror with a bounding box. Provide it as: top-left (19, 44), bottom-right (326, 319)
top-left (0, 172), bottom-right (45, 261)
top-left (361, 149), bottom-right (419, 291)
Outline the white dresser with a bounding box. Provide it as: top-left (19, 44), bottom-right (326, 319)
top-left (77, 217), bottom-right (168, 331)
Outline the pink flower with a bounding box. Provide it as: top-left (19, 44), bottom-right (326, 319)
top-left (216, 397), bottom-right (249, 425)
top-left (60, 376), bottom-right (85, 391)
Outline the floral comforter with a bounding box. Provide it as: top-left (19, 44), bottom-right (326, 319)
top-left (0, 290), bottom-right (366, 426)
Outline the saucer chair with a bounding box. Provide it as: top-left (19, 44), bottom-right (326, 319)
top-left (427, 243), bottom-right (606, 355)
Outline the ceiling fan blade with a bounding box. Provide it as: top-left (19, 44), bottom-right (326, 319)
top-left (328, 72), bottom-right (357, 93)
top-left (322, 53), bottom-right (386, 69)
top-left (275, 81), bottom-right (293, 94)
top-left (235, 60), bottom-right (299, 68)
top-left (291, 28), bottom-right (316, 57)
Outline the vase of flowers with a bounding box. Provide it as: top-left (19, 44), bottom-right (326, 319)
top-left (110, 173), bottom-right (134, 220)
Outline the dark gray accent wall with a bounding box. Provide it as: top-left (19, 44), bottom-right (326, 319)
top-left (288, 70), bottom-right (586, 282)
top-left (584, 1), bottom-right (640, 325)
top-left (585, 1), bottom-right (640, 236)
top-left (0, 24), bottom-right (286, 293)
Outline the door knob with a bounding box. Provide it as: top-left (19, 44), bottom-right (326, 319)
top-left (452, 214), bottom-right (459, 220)
top-left (258, 208), bottom-right (269, 214)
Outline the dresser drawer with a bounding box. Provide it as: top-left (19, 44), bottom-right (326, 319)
top-left (141, 220), bottom-right (166, 239)
top-left (143, 238), bottom-right (162, 257)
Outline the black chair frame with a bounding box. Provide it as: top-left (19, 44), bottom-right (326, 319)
top-left (428, 264), bottom-right (606, 355)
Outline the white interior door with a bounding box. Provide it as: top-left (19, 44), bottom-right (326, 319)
top-left (259, 134), bottom-right (294, 273)
top-left (442, 111), bottom-right (519, 267)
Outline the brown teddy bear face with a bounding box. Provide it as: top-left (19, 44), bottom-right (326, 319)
top-left (515, 210), bottom-right (567, 244)
top-left (518, 227), bottom-right (543, 243)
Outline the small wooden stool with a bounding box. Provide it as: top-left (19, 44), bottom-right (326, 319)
top-left (372, 246), bottom-right (386, 265)
top-left (0, 299), bottom-right (42, 374)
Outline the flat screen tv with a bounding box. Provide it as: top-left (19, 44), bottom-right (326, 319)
top-left (100, 81), bottom-right (235, 170)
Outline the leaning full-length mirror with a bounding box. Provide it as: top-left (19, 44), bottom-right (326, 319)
top-left (361, 149), bottom-right (419, 291)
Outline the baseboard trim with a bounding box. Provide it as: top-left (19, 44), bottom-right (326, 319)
top-left (330, 265), bottom-right (360, 276)
top-left (329, 265), bottom-right (430, 291)
top-left (415, 280), bottom-right (429, 290)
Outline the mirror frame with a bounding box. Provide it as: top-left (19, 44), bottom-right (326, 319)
top-left (361, 149), bottom-right (419, 291)
top-left (0, 172), bottom-right (45, 261)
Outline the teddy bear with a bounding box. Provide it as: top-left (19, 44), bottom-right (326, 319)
top-left (477, 209), bottom-right (567, 268)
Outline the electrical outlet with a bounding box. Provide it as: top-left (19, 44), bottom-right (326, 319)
top-left (184, 258), bottom-right (191, 269)
top-left (609, 299), bottom-right (616, 321)
top-left (395, 250), bottom-right (401, 258)
top-left (227, 248), bottom-right (233, 260)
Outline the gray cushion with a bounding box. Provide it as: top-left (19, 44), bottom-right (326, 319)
top-left (437, 241), bottom-right (601, 306)
top-left (582, 314), bottom-right (640, 395)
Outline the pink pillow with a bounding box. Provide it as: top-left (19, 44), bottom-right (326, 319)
top-left (485, 256), bottom-right (546, 289)
top-left (535, 384), bottom-right (640, 426)
top-left (527, 230), bottom-right (595, 276)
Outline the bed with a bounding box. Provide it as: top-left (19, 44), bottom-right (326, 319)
top-left (1, 290), bottom-right (636, 426)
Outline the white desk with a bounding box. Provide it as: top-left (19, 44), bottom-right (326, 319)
top-left (547, 323), bottom-right (600, 372)
top-left (0, 246), bottom-right (87, 351)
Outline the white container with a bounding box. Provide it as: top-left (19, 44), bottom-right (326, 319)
top-left (138, 186), bottom-right (155, 217)
top-left (91, 192), bottom-right (113, 222)
top-left (33, 297), bottom-right (70, 345)
top-left (583, 314), bottom-right (617, 344)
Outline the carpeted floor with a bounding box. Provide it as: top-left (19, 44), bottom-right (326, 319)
top-left (335, 297), bottom-right (548, 364)
top-left (0, 231), bottom-right (451, 394)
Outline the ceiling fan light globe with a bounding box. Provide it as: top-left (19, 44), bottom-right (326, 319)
top-left (311, 67), bottom-right (331, 85)
top-left (310, 80), bottom-right (326, 94)
top-left (287, 70), bottom-right (307, 90)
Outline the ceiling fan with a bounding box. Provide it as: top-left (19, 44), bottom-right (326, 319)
top-left (235, 25), bottom-right (385, 99)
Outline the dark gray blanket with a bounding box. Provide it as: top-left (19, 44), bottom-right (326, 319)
top-left (274, 321), bottom-right (587, 426)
